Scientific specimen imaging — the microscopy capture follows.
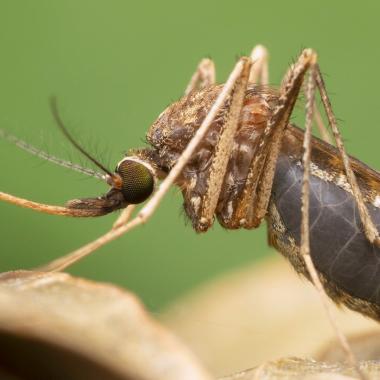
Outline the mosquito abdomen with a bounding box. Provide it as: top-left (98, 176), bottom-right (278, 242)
top-left (268, 125), bottom-right (380, 320)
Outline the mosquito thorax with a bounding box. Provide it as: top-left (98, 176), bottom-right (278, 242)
top-left (115, 157), bottom-right (155, 204)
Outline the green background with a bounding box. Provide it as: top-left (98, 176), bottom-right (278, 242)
top-left (1, 1), bottom-right (380, 311)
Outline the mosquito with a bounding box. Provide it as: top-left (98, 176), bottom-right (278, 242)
top-left (1, 45), bottom-right (378, 379)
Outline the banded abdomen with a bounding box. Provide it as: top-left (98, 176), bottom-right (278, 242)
top-left (268, 125), bottom-right (380, 320)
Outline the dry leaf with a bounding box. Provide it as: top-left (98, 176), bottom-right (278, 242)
top-left (161, 257), bottom-right (380, 378)
top-left (0, 270), bottom-right (212, 380)
top-left (0, 264), bottom-right (379, 380)
top-left (220, 357), bottom-right (380, 380)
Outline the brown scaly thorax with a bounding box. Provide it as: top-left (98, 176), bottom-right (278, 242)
top-left (138, 84), bottom-right (280, 231)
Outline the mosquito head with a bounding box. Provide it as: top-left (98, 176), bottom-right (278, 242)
top-left (65, 156), bottom-right (156, 215)
top-left (46, 97), bottom-right (156, 214)
top-left (113, 156), bottom-right (155, 204)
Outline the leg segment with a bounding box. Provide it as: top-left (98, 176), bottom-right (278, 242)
top-left (249, 44), bottom-right (269, 85)
top-left (184, 43), bottom-right (269, 97)
top-left (249, 50), bottom-right (368, 380)
top-left (197, 58), bottom-right (252, 230)
top-left (315, 66), bottom-right (380, 246)
top-left (280, 60), bottom-right (333, 144)
top-left (113, 204), bottom-right (136, 229)
top-left (300, 60), bottom-right (368, 380)
top-left (235, 50), bottom-right (316, 228)
top-left (312, 98), bottom-right (331, 143)
top-left (184, 58), bottom-right (216, 95)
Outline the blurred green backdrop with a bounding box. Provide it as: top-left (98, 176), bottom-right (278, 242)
top-left (1, 0), bottom-right (380, 311)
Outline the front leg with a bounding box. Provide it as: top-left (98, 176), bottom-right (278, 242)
top-left (249, 44), bottom-right (269, 85)
top-left (184, 58), bottom-right (216, 95)
top-left (181, 58), bottom-right (252, 231)
top-left (232, 50), bottom-right (317, 229)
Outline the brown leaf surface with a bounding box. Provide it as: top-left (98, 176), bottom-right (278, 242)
top-left (0, 270), bottom-right (212, 380)
top-left (220, 357), bottom-right (380, 380)
top-left (1, 263), bottom-right (380, 380)
top-left (161, 256), bottom-right (380, 378)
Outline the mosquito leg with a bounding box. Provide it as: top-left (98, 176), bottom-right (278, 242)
top-left (38, 57), bottom-right (252, 272)
top-left (112, 204), bottom-right (136, 229)
top-left (184, 58), bottom-right (216, 95)
top-left (197, 58), bottom-right (252, 229)
top-left (313, 100), bottom-right (331, 143)
top-left (280, 56), bottom-right (333, 145)
top-left (234, 49), bottom-right (316, 227)
top-left (315, 65), bottom-right (380, 246)
top-left (301, 63), bottom-right (367, 380)
top-left (251, 50), bottom-right (366, 380)
top-left (249, 44), bottom-right (269, 85)
top-left (300, 84), bottom-right (332, 143)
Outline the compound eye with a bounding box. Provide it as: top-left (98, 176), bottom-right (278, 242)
top-left (117, 159), bottom-right (155, 204)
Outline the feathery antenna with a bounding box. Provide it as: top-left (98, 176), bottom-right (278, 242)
top-left (0, 128), bottom-right (106, 180)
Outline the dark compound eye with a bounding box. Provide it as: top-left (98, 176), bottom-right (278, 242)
top-left (116, 159), bottom-right (155, 204)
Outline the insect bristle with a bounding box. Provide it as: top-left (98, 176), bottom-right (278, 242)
top-left (0, 127), bottom-right (106, 181)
